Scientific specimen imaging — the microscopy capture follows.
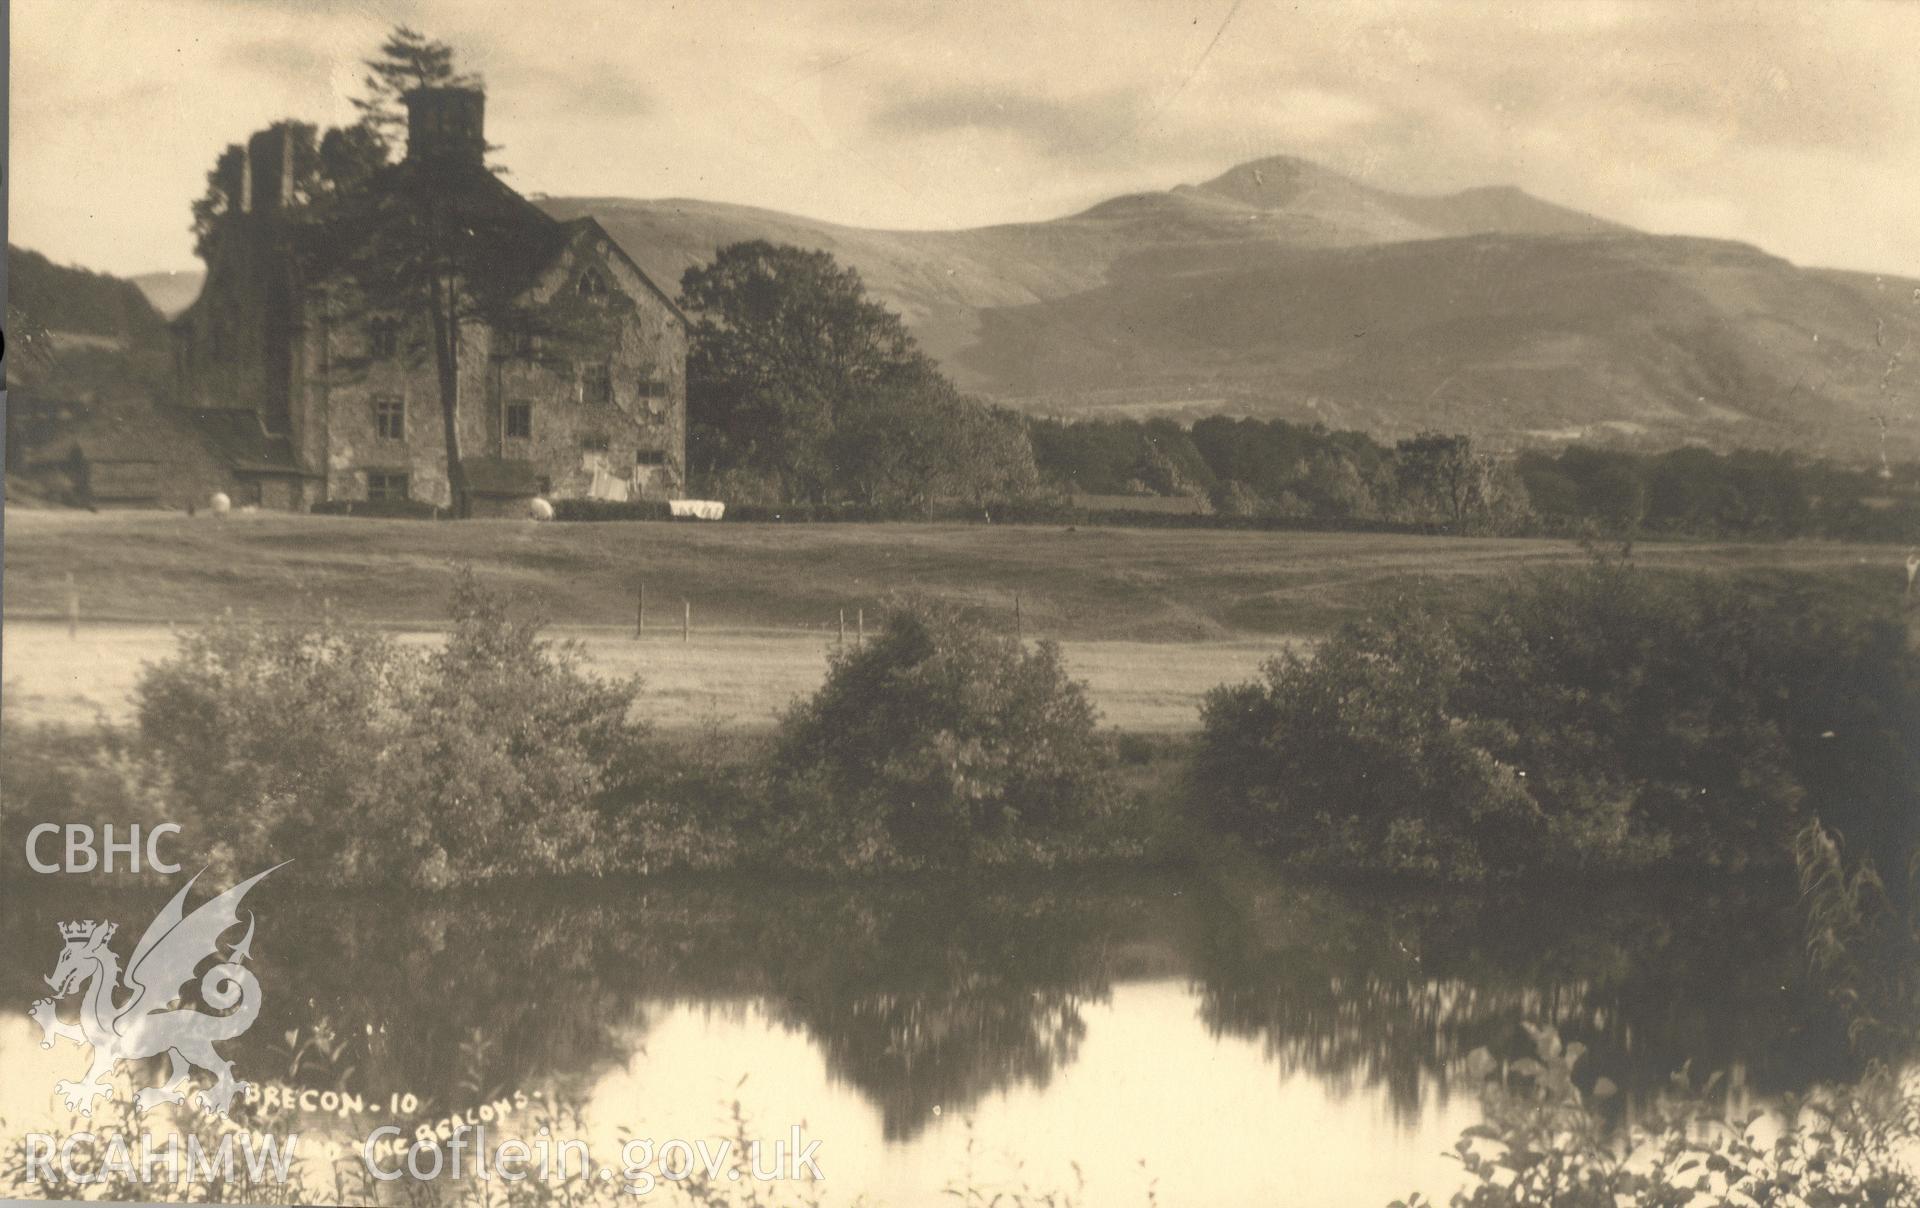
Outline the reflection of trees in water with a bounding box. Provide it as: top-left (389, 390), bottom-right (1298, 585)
top-left (0, 878), bottom-right (1158, 1139)
top-left (0, 873), bottom-right (1845, 1140)
top-left (743, 887), bottom-right (1132, 1140)
top-left (1190, 877), bottom-right (1850, 1123)
top-left (238, 895), bottom-right (697, 1113)
top-left (1, 884), bottom-right (744, 1119)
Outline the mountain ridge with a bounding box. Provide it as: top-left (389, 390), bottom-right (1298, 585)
top-left (129, 155), bottom-right (1920, 459)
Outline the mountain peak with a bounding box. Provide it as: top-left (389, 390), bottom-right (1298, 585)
top-left (1172, 155), bottom-right (1627, 239)
top-left (1186, 155), bottom-right (1364, 209)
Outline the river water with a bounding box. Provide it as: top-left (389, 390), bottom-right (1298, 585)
top-left (0, 870), bottom-right (1845, 1206)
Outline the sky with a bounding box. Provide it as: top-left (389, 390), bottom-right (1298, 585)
top-left (13, 0), bottom-right (1920, 278)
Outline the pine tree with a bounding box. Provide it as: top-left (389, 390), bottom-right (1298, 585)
top-left (349, 26), bottom-right (471, 154)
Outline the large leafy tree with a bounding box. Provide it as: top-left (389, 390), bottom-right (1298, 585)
top-left (830, 377), bottom-right (1039, 510)
top-left (679, 240), bottom-right (1039, 506)
top-left (189, 145), bottom-right (249, 260)
top-left (680, 241), bottom-right (930, 498)
top-left (1392, 430), bottom-right (1528, 529)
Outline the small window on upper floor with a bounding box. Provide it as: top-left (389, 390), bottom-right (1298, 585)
top-left (582, 433), bottom-right (610, 452)
top-left (637, 376), bottom-right (669, 401)
top-left (635, 449), bottom-right (667, 466)
top-left (369, 317), bottom-right (400, 359)
top-left (577, 268), bottom-right (609, 299)
top-left (373, 395), bottom-right (405, 441)
top-left (505, 401), bottom-right (533, 440)
top-left (582, 363), bottom-right (613, 406)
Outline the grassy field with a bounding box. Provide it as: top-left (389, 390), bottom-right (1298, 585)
top-left (4, 511), bottom-right (1908, 733)
top-left (4, 510), bottom-right (1903, 640)
top-left (0, 621), bottom-right (1291, 732)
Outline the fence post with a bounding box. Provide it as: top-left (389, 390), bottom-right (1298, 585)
top-left (66, 572), bottom-right (79, 640)
top-left (839, 608), bottom-right (846, 648)
top-left (857, 608), bottom-right (865, 648)
top-left (683, 600), bottom-right (690, 644)
top-left (1014, 590), bottom-right (1023, 643)
top-left (637, 582), bottom-right (646, 638)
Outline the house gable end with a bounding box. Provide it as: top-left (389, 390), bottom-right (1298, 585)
top-left (537, 219), bottom-right (688, 328)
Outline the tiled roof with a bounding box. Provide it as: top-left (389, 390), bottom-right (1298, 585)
top-left (26, 400), bottom-right (214, 469)
top-left (182, 410), bottom-right (310, 475)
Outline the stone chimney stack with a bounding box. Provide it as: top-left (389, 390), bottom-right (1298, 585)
top-left (247, 126), bottom-right (295, 214)
top-left (212, 144), bottom-right (248, 213)
top-left (403, 87), bottom-right (487, 165)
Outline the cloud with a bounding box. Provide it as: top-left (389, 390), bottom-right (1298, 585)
top-left (496, 61), bottom-right (655, 121)
top-left (223, 35), bottom-right (337, 85)
top-left (869, 85), bottom-right (1154, 161)
top-left (15, 0), bottom-right (1920, 281)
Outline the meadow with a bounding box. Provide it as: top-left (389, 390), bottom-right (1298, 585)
top-left (3, 510), bottom-right (1901, 638)
top-left (0, 621), bottom-right (1285, 731)
top-left (2, 510), bottom-right (1908, 732)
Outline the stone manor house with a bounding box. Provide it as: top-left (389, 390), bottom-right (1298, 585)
top-left (171, 87), bottom-right (687, 513)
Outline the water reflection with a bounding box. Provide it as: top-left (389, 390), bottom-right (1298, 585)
top-left (1, 879), bottom-right (1171, 1135)
top-left (0, 870), bottom-right (1852, 1204)
top-left (1189, 877), bottom-right (1847, 1123)
top-left (748, 887), bottom-right (1130, 1139)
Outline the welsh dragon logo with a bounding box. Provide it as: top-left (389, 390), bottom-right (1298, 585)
top-left (29, 865), bottom-right (284, 1119)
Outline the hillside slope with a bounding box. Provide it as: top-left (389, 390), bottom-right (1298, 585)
top-left (6, 247), bottom-right (178, 499)
top-left (131, 155), bottom-right (1918, 457)
top-left (546, 159), bottom-right (1920, 457)
top-left (11, 245), bottom-right (168, 348)
top-left (535, 155), bottom-right (1631, 372)
top-left (961, 233), bottom-right (1920, 456)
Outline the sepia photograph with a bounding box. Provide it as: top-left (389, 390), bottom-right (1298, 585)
top-left (2, 2), bottom-right (1919, 1204)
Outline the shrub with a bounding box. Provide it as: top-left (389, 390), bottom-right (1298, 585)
top-left (359, 576), bottom-right (647, 884)
top-left (0, 724), bottom-right (177, 884)
top-left (1195, 606), bottom-right (1546, 879)
top-left (132, 571), bottom-right (649, 886)
top-left (1196, 561), bottom-right (1918, 879)
top-left (769, 597), bottom-right (1109, 864)
top-left (1391, 1023), bottom-right (1920, 1207)
top-left (1796, 821), bottom-right (1920, 1063)
top-left (584, 704), bottom-right (768, 874)
top-left (1450, 564), bottom-right (1806, 873)
top-left (133, 616), bottom-right (409, 878)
